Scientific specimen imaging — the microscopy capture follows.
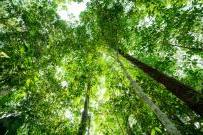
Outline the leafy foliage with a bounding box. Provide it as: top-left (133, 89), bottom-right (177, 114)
top-left (0, 0), bottom-right (203, 134)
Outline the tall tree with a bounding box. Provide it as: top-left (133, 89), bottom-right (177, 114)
top-left (117, 56), bottom-right (181, 135)
top-left (78, 82), bottom-right (91, 135)
top-left (118, 49), bottom-right (203, 116)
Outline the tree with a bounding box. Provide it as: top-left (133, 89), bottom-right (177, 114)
top-left (117, 56), bottom-right (181, 135)
top-left (78, 82), bottom-right (91, 135)
top-left (118, 49), bottom-right (203, 116)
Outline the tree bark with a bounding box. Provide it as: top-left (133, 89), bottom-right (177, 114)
top-left (117, 57), bottom-right (181, 135)
top-left (118, 49), bottom-right (203, 116)
top-left (77, 83), bottom-right (90, 135)
top-left (125, 116), bottom-right (134, 135)
top-left (0, 113), bottom-right (22, 135)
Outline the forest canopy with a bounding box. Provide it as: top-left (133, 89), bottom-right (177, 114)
top-left (0, 0), bottom-right (203, 134)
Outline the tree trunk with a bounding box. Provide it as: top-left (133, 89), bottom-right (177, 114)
top-left (77, 83), bottom-right (90, 135)
top-left (118, 49), bottom-right (203, 116)
top-left (0, 113), bottom-right (22, 135)
top-left (117, 57), bottom-right (181, 135)
top-left (125, 116), bottom-right (134, 135)
top-left (87, 115), bottom-right (91, 135)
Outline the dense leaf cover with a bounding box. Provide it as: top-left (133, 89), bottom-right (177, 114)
top-left (0, 0), bottom-right (203, 134)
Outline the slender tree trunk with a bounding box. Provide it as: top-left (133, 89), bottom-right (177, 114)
top-left (118, 49), bottom-right (203, 116)
top-left (77, 83), bottom-right (90, 135)
top-left (167, 44), bottom-right (203, 52)
top-left (87, 115), bottom-right (91, 135)
top-left (117, 57), bottom-right (181, 135)
top-left (161, 40), bottom-right (203, 52)
top-left (125, 116), bottom-right (134, 135)
top-left (115, 113), bottom-right (125, 135)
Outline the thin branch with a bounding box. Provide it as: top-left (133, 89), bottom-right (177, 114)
top-left (115, 113), bottom-right (125, 135)
top-left (166, 44), bottom-right (203, 52)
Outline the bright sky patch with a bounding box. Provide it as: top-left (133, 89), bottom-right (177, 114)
top-left (57, 0), bottom-right (89, 23)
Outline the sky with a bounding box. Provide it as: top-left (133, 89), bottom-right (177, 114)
top-left (57, 0), bottom-right (90, 23)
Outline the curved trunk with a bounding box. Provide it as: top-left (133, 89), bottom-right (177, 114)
top-left (118, 49), bottom-right (203, 116)
top-left (117, 57), bottom-right (181, 135)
